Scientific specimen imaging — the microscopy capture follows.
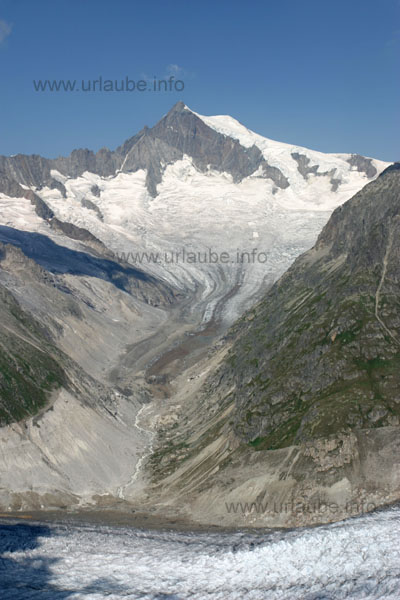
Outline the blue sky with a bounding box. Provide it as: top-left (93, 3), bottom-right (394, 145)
top-left (0, 0), bottom-right (398, 161)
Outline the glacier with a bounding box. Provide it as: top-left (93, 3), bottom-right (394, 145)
top-left (0, 505), bottom-right (399, 599)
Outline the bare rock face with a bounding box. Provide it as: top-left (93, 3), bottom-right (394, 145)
top-left (0, 148), bottom-right (120, 191)
top-left (116, 101), bottom-right (290, 196)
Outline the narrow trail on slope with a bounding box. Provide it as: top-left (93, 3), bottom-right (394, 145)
top-left (0, 323), bottom-right (49, 354)
top-left (374, 223), bottom-right (400, 347)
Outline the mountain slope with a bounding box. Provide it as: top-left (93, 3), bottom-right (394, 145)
top-left (218, 163), bottom-right (400, 449)
top-left (144, 164), bottom-right (400, 528)
top-left (0, 279), bottom-right (66, 424)
top-left (0, 237), bottom-right (164, 424)
top-left (0, 239), bottom-right (172, 510)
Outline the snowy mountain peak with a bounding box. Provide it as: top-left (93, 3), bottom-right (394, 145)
top-left (0, 103), bottom-right (389, 202)
top-left (0, 103), bottom-right (392, 325)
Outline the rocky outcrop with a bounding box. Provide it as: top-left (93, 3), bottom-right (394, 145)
top-left (0, 227), bottom-right (182, 307)
top-left (48, 217), bottom-right (107, 252)
top-left (291, 152), bottom-right (342, 191)
top-left (0, 149), bottom-right (120, 191)
top-left (347, 154), bottom-right (377, 178)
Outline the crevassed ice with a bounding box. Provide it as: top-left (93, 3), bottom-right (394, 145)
top-left (0, 505), bottom-right (399, 599)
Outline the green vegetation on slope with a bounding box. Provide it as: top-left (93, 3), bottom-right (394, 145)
top-left (0, 285), bottom-right (66, 425)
